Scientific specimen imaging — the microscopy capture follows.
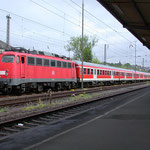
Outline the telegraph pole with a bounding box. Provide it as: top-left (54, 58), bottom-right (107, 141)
top-left (104, 44), bottom-right (106, 65)
top-left (6, 15), bottom-right (11, 49)
top-left (81, 0), bottom-right (84, 89)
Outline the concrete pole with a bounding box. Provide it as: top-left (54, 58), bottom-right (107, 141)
top-left (104, 44), bottom-right (106, 65)
top-left (134, 41), bottom-right (137, 80)
top-left (81, 0), bottom-right (84, 89)
top-left (6, 15), bottom-right (11, 49)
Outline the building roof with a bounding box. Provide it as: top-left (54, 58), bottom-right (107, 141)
top-left (97, 0), bottom-right (150, 50)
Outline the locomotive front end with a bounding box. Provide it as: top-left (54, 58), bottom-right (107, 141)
top-left (0, 51), bottom-right (16, 93)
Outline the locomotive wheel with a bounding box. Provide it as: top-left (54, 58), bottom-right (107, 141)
top-left (67, 83), bottom-right (71, 90)
top-left (56, 83), bottom-right (62, 91)
top-left (4, 87), bottom-right (12, 94)
top-left (37, 84), bottom-right (43, 92)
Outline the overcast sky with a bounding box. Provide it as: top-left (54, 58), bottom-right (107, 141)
top-left (0, 0), bottom-right (150, 67)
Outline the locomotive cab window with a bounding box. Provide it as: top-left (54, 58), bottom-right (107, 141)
top-left (1, 55), bottom-right (15, 63)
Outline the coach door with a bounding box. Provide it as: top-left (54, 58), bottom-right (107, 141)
top-left (21, 56), bottom-right (25, 78)
top-left (94, 69), bottom-right (97, 80)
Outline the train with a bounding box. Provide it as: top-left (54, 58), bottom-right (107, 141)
top-left (0, 47), bottom-right (149, 93)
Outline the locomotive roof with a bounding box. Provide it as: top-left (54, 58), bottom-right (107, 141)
top-left (3, 48), bottom-right (71, 60)
top-left (74, 60), bottom-right (150, 75)
top-left (2, 49), bottom-right (74, 62)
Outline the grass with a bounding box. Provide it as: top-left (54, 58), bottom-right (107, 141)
top-left (23, 99), bottom-right (47, 111)
top-left (70, 93), bottom-right (93, 101)
top-left (22, 92), bottom-right (99, 112)
top-left (0, 107), bottom-right (8, 113)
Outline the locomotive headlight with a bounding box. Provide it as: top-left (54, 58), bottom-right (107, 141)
top-left (5, 70), bottom-right (8, 76)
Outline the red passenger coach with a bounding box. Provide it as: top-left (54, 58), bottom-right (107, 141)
top-left (75, 61), bottom-right (150, 85)
top-left (0, 48), bottom-right (76, 93)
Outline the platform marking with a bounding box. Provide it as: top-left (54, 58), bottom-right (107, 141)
top-left (24, 91), bottom-right (149, 150)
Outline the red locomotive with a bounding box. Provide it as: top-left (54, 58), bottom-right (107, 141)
top-left (0, 48), bottom-right (76, 93)
top-left (0, 48), bottom-right (149, 93)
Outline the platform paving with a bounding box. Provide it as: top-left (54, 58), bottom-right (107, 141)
top-left (26, 87), bottom-right (150, 150)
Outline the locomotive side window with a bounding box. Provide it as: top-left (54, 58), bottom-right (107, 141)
top-left (28, 57), bottom-right (35, 65)
top-left (44, 59), bottom-right (49, 66)
top-left (36, 58), bottom-right (42, 66)
top-left (57, 61), bottom-right (61, 68)
top-left (51, 60), bottom-right (56, 67)
top-left (68, 63), bottom-right (72, 68)
top-left (63, 62), bottom-right (67, 68)
top-left (1, 55), bottom-right (15, 63)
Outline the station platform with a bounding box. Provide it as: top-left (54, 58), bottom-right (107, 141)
top-left (25, 86), bottom-right (150, 150)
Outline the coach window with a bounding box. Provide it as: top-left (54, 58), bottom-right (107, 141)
top-left (57, 61), bottom-right (61, 68)
top-left (16, 56), bottom-right (20, 63)
top-left (44, 59), bottom-right (49, 66)
top-left (28, 57), bottom-right (35, 65)
top-left (63, 62), bottom-right (67, 68)
top-left (104, 71), bottom-right (106, 75)
top-left (36, 58), bottom-right (42, 66)
top-left (87, 68), bottom-right (90, 75)
top-left (100, 70), bottom-right (103, 75)
top-left (97, 70), bottom-right (99, 75)
top-left (91, 69), bottom-right (93, 75)
top-left (51, 60), bottom-right (56, 67)
top-left (68, 63), bottom-right (72, 68)
top-left (84, 68), bottom-right (86, 74)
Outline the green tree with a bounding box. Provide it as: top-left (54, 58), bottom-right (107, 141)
top-left (65, 35), bottom-right (98, 62)
top-left (92, 56), bottom-right (102, 64)
top-left (123, 63), bottom-right (131, 68)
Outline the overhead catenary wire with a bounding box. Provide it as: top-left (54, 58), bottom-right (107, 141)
top-left (0, 8), bottom-right (72, 37)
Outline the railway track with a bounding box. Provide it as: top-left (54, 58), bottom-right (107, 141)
top-left (0, 82), bottom-right (147, 107)
top-left (0, 82), bottom-right (149, 140)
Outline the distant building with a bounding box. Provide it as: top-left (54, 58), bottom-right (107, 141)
top-left (0, 40), bottom-right (13, 49)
